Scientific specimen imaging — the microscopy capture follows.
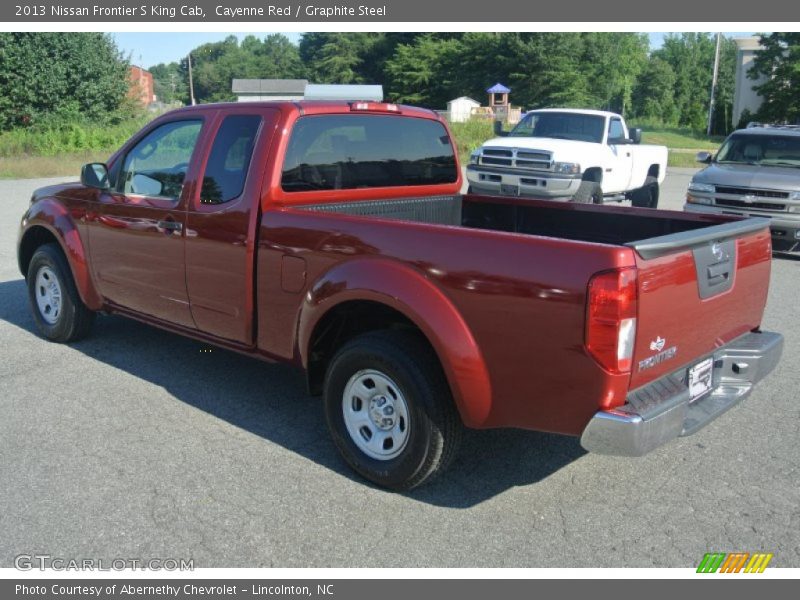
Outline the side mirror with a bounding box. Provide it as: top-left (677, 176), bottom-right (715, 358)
top-left (629, 128), bottom-right (642, 144)
top-left (81, 163), bottom-right (110, 190)
top-left (493, 120), bottom-right (509, 137)
top-left (696, 151), bottom-right (713, 164)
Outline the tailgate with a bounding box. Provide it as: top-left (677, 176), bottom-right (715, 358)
top-left (627, 218), bottom-right (773, 391)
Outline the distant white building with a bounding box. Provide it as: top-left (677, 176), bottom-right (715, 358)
top-left (232, 79), bottom-right (308, 102)
top-left (446, 96), bottom-right (480, 123)
top-left (733, 37), bottom-right (769, 127)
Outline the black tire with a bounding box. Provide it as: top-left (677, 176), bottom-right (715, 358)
top-left (630, 176), bottom-right (660, 208)
top-left (572, 180), bottom-right (603, 204)
top-left (26, 243), bottom-right (95, 343)
top-left (323, 329), bottom-right (462, 491)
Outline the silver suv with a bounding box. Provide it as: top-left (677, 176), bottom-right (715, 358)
top-left (684, 124), bottom-right (800, 252)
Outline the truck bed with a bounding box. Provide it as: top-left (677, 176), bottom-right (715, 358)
top-left (298, 192), bottom-right (757, 252)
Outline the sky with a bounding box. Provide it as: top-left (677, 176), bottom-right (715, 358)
top-left (112, 32), bottom-right (757, 69)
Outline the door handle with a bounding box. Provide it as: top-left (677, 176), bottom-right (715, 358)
top-left (157, 219), bottom-right (183, 233)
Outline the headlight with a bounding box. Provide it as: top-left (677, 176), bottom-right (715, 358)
top-left (469, 151), bottom-right (480, 165)
top-left (553, 162), bottom-right (581, 175)
top-left (686, 194), bottom-right (713, 205)
top-left (789, 191), bottom-right (800, 200)
top-left (688, 182), bottom-right (715, 193)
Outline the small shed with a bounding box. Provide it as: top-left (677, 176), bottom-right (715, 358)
top-left (232, 79), bottom-right (308, 102)
top-left (446, 96), bottom-right (481, 123)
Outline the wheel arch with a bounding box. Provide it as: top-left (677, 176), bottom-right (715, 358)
top-left (298, 259), bottom-right (493, 428)
top-left (18, 199), bottom-right (102, 310)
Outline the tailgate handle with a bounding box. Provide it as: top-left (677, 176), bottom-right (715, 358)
top-left (707, 262), bottom-right (731, 286)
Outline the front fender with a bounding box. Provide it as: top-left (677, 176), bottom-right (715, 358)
top-left (19, 198), bottom-right (102, 310)
top-left (297, 258), bottom-right (493, 428)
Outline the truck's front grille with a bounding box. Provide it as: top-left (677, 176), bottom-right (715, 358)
top-left (715, 186), bottom-right (789, 199)
top-left (715, 198), bottom-right (787, 211)
top-left (478, 147), bottom-right (553, 171)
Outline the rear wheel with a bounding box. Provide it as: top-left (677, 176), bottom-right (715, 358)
top-left (572, 180), bottom-right (603, 204)
top-left (630, 176), bottom-right (659, 208)
top-left (323, 330), bottom-right (462, 490)
top-left (27, 243), bottom-right (94, 342)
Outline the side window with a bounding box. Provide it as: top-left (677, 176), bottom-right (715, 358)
top-left (608, 119), bottom-right (625, 143)
top-left (201, 115), bottom-right (262, 205)
top-left (119, 120), bottom-right (202, 200)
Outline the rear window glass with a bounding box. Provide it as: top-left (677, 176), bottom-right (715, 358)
top-left (281, 114), bottom-right (457, 191)
top-left (201, 115), bottom-right (261, 204)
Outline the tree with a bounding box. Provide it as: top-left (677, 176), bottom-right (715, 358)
top-left (0, 33), bottom-right (130, 129)
top-left (749, 33), bottom-right (800, 124)
top-left (651, 33), bottom-right (736, 132)
top-left (631, 57), bottom-right (678, 124)
top-left (581, 33), bottom-right (649, 115)
top-left (150, 62), bottom-right (187, 105)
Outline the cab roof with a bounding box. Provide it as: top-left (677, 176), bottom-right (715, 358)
top-left (165, 100), bottom-right (442, 121)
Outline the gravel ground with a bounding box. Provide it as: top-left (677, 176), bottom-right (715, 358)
top-left (0, 172), bottom-right (798, 568)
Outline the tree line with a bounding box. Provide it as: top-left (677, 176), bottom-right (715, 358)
top-left (0, 32), bottom-right (798, 135)
top-left (154, 32), bottom-right (740, 133)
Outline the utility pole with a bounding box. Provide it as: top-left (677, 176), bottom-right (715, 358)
top-left (707, 33), bottom-right (722, 136)
top-left (187, 53), bottom-right (196, 106)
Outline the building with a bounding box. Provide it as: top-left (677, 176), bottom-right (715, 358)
top-left (232, 79), bottom-right (308, 102)
top-left (304, 84), bottom-right (383, 101)
top-left (732, 37), bottom-right (769, 128)
top-left (127, 66), bottom-right (155, 107)
top-left (446, 97), bottom-right (480, 123)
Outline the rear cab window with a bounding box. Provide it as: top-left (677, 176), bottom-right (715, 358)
top-left (281, 114), bottom-right (458, 192)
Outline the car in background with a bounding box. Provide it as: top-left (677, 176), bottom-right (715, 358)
top-left (684, 124), bottom-right (800, 252)
top-left (466, 109), bottom-right (667, 207)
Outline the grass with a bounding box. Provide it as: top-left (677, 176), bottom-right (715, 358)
top-left (0, 150), bottom-right (118, 179)
top-left (0, 116), bottom-right (151, 179)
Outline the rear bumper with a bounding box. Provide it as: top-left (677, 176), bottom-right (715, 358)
top-left (580, 331), bottom-right (783, 456)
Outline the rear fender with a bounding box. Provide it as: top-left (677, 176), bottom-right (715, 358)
top-left (19, 198), bottom-right (102, 310)
top-left (298, 258), bottom-right (492, 428)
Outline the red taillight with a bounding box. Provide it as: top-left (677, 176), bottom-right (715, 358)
top-left (586, 268), bottom-right (638, 374)
top-left (349, 102), bottom-right (401, 113)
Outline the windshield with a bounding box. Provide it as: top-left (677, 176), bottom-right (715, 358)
top-left (508, 112), bottom-right (606, 143)
top-left (716, 133), bottom-right (800, 167)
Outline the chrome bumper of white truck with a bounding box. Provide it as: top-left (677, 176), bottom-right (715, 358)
top-left (580, 331), bottom-right (783, 457)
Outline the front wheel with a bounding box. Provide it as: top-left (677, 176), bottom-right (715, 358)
top-left (572, 180), bottom-right (603, 204)
top-left (323, 330), bottom-right (462, 490)
top-left (27, 243), bottom-right (95, 342)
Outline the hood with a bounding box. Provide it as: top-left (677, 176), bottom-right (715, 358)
top-left (31, 182), bottom-right (82, 204)
top-left (693, 163), bottom-right (800, 191)
top-left (481, 136), bottom-right (602, 156)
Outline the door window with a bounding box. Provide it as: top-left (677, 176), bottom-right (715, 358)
top-left (118, 120), bottom-right (202, 200)
top-left (201, 115), bottom-right (262, 205)
top-left (608, 119), bottom-right (626, 143)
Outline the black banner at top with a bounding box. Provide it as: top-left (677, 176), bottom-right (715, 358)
top-left (2, 0), bottom-right (799, 22)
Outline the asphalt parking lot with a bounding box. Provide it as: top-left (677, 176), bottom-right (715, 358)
top-left (1, 171), bottom-right (798, 568)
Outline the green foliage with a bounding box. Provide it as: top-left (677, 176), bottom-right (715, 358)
top-left (749, 33), bottom-right (800, 124)
top-left (178, 34), bottom-right (306, 103)
top-left (0, 117), bottom-right (150, 157)
top-left (632, 58), bottom-right (678, 124)
top-left (0, 33), bottom-right (131, 130)
top-left (650, 33), bottom-right (736, 134)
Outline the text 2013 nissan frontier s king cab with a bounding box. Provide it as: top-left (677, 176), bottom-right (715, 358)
top-left (18, 101), bottom-right (782, 489)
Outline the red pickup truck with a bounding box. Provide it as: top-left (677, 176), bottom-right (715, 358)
top-left (18, 101), bottom-right (783, 489)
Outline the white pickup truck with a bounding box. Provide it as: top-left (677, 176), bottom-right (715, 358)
top-left (466, 108), bottom-right (668, 207)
